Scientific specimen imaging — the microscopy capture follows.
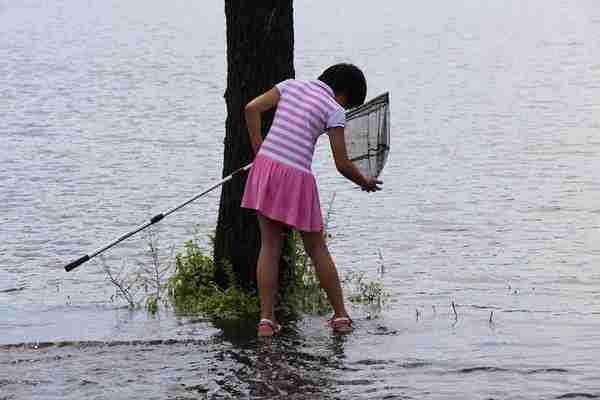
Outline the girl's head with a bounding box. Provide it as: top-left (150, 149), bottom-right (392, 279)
top-left (318, 63), bottom-right (367, 109)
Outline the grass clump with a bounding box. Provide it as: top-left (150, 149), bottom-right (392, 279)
top-left (102, 228), bottom-right (171, 314)
top-left (167, 240), bottom-right (260, 320)
top-left (343, 271), bottom-right (387, 307)
top-left (167, 232), bottom-right (389, 321)
top-left (342, 250), bottom-right (388, 317)
top-left (103, 221), bottom-right (390, 321)
top-left (167, 233), bottom-right (331, 321)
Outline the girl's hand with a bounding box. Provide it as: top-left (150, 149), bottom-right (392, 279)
top-left (362, 178), bottom-right (383, 192)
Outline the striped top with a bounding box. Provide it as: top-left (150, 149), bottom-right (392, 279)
top-left (258, 79), bottom-right (346, 173)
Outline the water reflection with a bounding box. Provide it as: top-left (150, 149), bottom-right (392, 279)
top-left (209, 318), bottom-right (353, 398)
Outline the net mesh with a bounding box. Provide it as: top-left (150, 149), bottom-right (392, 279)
top-left (345, 92), bottom-right (390, 179)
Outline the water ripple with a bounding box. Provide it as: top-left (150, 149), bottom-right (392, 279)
top-left (0, 338), bottom-right (210, 351)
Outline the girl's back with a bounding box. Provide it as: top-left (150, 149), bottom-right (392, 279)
top-left (259, 79), bottom-right (345, 174)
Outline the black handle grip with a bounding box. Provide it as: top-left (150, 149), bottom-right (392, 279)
top-left (150, 213), bottom-right (164, 224)
top-left (64, 255), bottom-right (90, 272)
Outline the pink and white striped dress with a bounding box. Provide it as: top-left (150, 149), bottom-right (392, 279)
top-left (241, 79), bottom-right (346, 232)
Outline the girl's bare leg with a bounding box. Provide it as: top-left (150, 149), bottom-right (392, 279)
top-left (301, 230), bottom-right (349, 318)
top-left (257, 214), bottom-right (284, 322)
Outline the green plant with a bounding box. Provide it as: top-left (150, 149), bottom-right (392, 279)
top-left (103, 258), bottom-right (140, 308)
top-left (102, 227), bottom-right (172, 313)
top-left (343, 271), bottom-right (387, 306)
top-left (167, 234), bottom-right (332, 320)
top-left (167, 240), bottom-right (260, 320)
top-left (139, 229), bottom-right (172, 314)
top-left (167, 229), bottom-right (389, 320)
top-left (342, 251), bottom-right (389, 317)
top-left (103, 210), bottom-right (390, 322)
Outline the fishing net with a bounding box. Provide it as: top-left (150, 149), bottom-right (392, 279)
top-left (345, 92), bottom-right (390, 179)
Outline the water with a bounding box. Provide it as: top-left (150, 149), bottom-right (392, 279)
top-left (2, 0), bottom-right (600, 398)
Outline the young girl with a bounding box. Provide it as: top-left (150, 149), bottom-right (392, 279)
top-left (241, 63), bottom-right (382, 337)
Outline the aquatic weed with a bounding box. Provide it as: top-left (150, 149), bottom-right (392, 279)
top-left (102, 212), bottom-right (389, 321)
top-left (102, 227), bottom-right (173, 313)
top-left (342, 252), bottom-right (389, 317)
top-left (167, 240), bottom-right (260, 320)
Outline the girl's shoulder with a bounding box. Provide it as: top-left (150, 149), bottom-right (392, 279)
top-left (277, 79), bottom-right (342, 118)
top-left (279, 79), bottom-right (339, 105)
top-left (276, 78), bottom-right (305, 92)
top-left (277, 78), bottom-right (327, 92)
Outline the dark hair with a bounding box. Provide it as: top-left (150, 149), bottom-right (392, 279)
top-left (318, 63), bottom-right (367, 109)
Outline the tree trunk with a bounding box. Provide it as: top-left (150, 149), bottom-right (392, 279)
top-left (214, 1), bottom-right (295, 288)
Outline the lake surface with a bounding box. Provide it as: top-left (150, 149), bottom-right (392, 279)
top-left (2, 0), bottom-right (600, 398)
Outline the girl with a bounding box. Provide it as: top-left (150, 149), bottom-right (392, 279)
top-left (242, 63), bottom-right (382, 337)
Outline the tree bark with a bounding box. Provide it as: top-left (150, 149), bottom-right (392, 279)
top-left (214, 1), bottom-right (295, 288)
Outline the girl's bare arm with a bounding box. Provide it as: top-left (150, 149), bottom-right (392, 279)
top-left (328, 127), bottom-right (382, 192)
top-left (244, 87), bottom-right (280, 155)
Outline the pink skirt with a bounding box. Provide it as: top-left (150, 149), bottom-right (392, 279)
top-left (241, 154), bottom-right (323, 232)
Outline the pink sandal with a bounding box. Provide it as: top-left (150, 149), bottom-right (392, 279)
top-left (257, 319), bottom-right (281, 337)
top-left (329, 317), bottom-right (354, 333)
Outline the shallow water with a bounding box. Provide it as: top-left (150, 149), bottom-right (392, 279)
top-left (2, 0), bottom-right (600, 398)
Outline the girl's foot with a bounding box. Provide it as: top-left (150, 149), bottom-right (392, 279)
top-left (329, 317), bottom-right (354, 333)
top-left (257, 319), bottom-right (281, 337)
